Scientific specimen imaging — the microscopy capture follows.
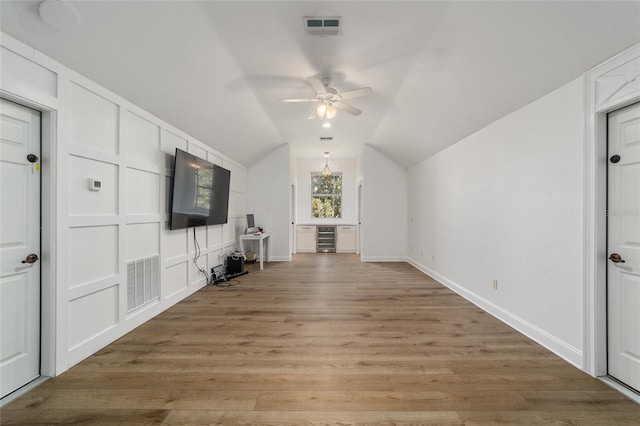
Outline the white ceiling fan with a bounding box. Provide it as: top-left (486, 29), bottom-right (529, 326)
top-left (278, 76), bottom-right (373, 120)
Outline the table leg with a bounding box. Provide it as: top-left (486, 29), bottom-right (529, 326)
top-left (259, 238), bottom-right (264, 270)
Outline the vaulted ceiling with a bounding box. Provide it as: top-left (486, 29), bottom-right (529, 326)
top-left (2, 1), bottom-right (639, 167)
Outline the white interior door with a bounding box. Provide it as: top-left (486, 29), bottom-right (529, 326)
top-left (0, 99), bottom-right (41, 398)
top-left (607, 101), bottom-right (640, 392)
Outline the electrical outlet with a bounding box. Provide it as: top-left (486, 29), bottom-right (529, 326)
top-left (492, 280), bottom-right (498, 289)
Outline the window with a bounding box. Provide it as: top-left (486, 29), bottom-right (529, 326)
top-left (311, 173), bottom-right (342, 218)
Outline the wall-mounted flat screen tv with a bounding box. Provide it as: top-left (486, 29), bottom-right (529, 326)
top-left (169, 148), bottom-right (231, 230)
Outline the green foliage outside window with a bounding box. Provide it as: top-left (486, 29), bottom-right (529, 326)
top-left (312, 173), bottom-right (342, 218)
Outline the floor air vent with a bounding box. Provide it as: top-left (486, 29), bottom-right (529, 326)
top-left (127, 255), bottom-right (160, 313)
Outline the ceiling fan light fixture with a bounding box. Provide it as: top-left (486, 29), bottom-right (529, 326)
top-left (279, 75), bottom-right (373, 120)
top-left (326, 104), bottom-right (337, 119)
top-left (316, 104), bottom-right (327, 119)
top-left (316, 103), bottom-right (337, 120)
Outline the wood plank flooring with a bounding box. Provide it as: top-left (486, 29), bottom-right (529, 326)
top-left (3, 254), bottom-right (640, 425)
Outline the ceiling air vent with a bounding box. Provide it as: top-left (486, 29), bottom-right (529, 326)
top-left (304, 17), bottom-right (341, 36)
top-left (319, 137), bottom-right (333, 142)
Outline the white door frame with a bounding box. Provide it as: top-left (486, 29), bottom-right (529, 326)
top-left (583, 43), bottom-right (640, 377)
top-left (290, 183), bottom-right (296, 255)
top-left (0, 91), bottom-right (57, 382)
top-left (357, 181), bottom-right (363, 255)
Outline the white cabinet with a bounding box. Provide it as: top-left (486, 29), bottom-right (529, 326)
top-left (336, 226), bottom-right (357, 253)
top-left (296, 226), bottom-right (316, 252)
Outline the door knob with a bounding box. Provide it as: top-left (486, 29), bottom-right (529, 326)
top-left (21, 253), bottom-right (39, 264)
top-left (608, 253), bottom-right (626, 264)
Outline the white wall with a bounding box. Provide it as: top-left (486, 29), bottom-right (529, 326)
top-left (296, 157), bottom-right (358, 225)
top-left (361, 145), bottom-right (408, 261)
top-left (407, 77), bottom-right (585, 367)
top-left (247, 144), bottom-right (290, 261)
top-left (1, 33), bottom-right (247, 373)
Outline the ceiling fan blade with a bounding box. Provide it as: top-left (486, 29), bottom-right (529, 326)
top-left (334, 101), bottom-right (362, 116)
top-left (278, 98), bottom-right (320, 103)
top-left (307, 77), bottom-right (327, 95)
top-left (338, 87), bottom-right (373, 100)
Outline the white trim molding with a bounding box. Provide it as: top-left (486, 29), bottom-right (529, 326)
top-left (361, 256), bottom-right (408, 262)
top-left (409, 258), bottom-right (584, 368)
top-left (583, 42), bottom-right (640, 377)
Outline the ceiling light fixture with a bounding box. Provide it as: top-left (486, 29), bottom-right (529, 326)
top-left (316, 103), bottom-right (337, 120)
top-left (322, 152), bottom-right (332, 177)
top-left (322, 122), bottom-right (331, 129)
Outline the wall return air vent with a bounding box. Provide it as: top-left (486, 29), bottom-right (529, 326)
top-left (304, 17), bottom-right (341, 36)
top-left (319, 137), bottom-right (334, 142)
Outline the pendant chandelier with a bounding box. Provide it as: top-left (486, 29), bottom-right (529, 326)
top-left (322, 152), bottom-right (332, 177)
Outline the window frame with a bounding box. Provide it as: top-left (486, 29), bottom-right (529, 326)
top-left (311, 172), bottom-right (343, 219)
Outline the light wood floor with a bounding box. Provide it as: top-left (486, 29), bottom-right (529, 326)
top-left (3, 254), bottom-right (640, 425)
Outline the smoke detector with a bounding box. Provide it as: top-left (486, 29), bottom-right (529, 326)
top-left (304, 17), bottom-right (341, 36)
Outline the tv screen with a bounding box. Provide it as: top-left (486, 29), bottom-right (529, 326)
top-left (169, 148), bottom-right (231, 230)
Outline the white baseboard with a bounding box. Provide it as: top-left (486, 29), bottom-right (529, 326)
top-left (408, 257), bottom-right (584, 369)
top-left (361, 256), bottom-right (407, 262)
top-left (267, 256), bottom-right (291, 262)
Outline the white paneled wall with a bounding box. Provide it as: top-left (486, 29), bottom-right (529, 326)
top-left (68, 286), bottom-right (119, 350)
top-left (127, 223), bottom-right (160, 260)
top-left (69, 83), bottom-right (119, 154)
top-left (68, 157), bottom-right (119, 215)
top-left (67, 225), bottom-right (119, 289)
top-left (0, 33), bottom-right (247, 373)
